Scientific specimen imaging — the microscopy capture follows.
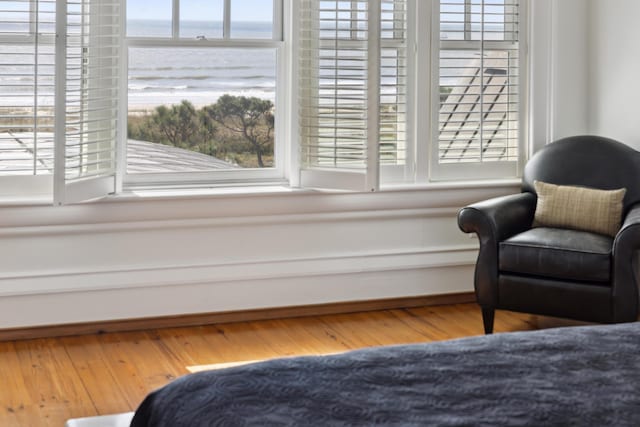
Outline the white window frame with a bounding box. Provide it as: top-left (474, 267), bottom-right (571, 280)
top-left (428, 0), bottom-right (527, 182)
top-left (0, 0), bottom-right (532, 203)
top-left (297, 0), bottom-right (411, 192)
top-left (55, 0), bottom-right (121, 205)
top-left (0, 0), bottom-right (121, 203)
top-left (121, 0), bottom-right (290, 190)
top-left (0, 1), bottom-right (56, 197)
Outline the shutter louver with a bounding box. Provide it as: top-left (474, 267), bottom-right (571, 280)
top-left (0, 1), bottom-right (56, 177)
top-left (437, 0), bottom-right (520, 172)
top-left (300, 0), bottom-right (409, 191)
top-left (380, 0), bottom-right (407, 169)
top-left (299, 0), bottom-right (373, 190)
top-left (54, 0), bottom-right (120, 204)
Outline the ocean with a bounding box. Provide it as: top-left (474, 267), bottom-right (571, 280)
top-left (128, 20), bottom-right (276, 110)
top-left (0, 19), bottom-right (508, 110)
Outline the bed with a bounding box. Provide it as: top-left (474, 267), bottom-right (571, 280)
top-left (127, 321), bottom-right (640, 426)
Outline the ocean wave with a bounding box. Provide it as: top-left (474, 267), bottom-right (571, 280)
top-left (129, 83), bottom-right (275, 92)
top-left (129, 75), bottom-right (219, 81)
top-left (128, 74), bottom-right (275, 83)
top-left (129, 65), bottom-right (255, 72)
top-left (128, 89), bottom-right (276, 108)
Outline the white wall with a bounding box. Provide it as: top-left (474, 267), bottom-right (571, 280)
top-left (0, 185), bottom-right (518, 329)
top-left (588, 0), bottom-right (640, 148)
top-left (552, 0), bottom-right (590, 140)
top-left (528, 0), bottom-right (590, 152)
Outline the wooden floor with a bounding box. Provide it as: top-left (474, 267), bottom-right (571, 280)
top-left (0, 303), bottom-right (574, 426)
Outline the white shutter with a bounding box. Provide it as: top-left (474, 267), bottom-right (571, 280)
top-left (380, 0), bottom-right (408, 182)
top-left (299, 0), bottom-right (381, 192)
top-left (433, 0), bottom-right (523, 180)
top-left (0, 1), bottom-right (56, 194)
top-left (54, 0), bottom-right (120, 204)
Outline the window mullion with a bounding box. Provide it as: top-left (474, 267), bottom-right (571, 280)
top-left (172, 0), bottom-right (180, 38)
top-left (33, 0), bottom-right (41, 175)
top-left (54, 0), bottom-right (68, 203)
top-left (480, 0), bottom-right (485, 163)
top-left (273, 0), bottom-right (283, 41)
top-left (224, 0), bottom-right (231, 39)
top-left (367, 0), bottom-right (381, 192)
top-left (464, 0), bottom-right (471, 41)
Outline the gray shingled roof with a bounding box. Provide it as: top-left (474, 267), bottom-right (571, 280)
top-left (0, 132), bottom-right (238, 175)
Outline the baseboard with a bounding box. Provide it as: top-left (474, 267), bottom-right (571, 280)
top-left (0, 292), bottom-right (475, 341)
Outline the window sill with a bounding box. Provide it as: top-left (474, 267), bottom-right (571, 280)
top-left (113, 184), bottom-right (303, 201)
top-left (380, 178), bottom-right (521, 192)
top-left (0, 178), bottom-right (521, 209)
top-left (114, 177), bottom-right (521, 200)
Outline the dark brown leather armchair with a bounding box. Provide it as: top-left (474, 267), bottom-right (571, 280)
top-left (458, 135), bottom-right (640, 333)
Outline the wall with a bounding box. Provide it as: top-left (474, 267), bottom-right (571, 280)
top-left (552, 0), bottom-right (590, 140)
top-left (528, 0), bottom-right (590, 153)
top-left (0, 185), bottom-right (517, 329)
top-left (588, 0), bottom-right (640, 148)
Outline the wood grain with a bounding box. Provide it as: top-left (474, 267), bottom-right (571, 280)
top-left (0, 293), bottom-right (475, 341)
top-left (0, 303), bottom-right (569, 426)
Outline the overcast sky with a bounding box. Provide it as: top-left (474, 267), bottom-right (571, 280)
top-left (127, 0), bottom-right (274, 21)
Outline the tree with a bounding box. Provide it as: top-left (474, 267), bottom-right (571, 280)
top-left (152, 100), bottom-right (201, 149)
top-left (203, 95), bottom-right (274, 168)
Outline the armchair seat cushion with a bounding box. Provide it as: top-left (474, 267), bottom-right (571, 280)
top-left (499, 228), bottom-right (613, 283)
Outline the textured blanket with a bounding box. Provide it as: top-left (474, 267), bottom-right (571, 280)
top-left (130, 322), bottom-right (640, 426)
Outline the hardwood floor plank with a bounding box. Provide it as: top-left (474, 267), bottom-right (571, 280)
top-left (61, 335), bottom-right (133, 415)
top-left (11, 338), bottom-right (96, 426)
top-left (0, 342), bottom-right (32, 427)
top-left (0, 303), bottom-right (572, 426)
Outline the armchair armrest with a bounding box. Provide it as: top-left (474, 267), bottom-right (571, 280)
top-left (457, 192), bottom-right (536, 307)
top-left (458, 192), bottom-right (537, 242)
top-left (612, 203), bottom-right (640, 322)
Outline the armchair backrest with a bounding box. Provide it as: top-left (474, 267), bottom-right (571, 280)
top-left (522, 135), bottom-right (640, 212)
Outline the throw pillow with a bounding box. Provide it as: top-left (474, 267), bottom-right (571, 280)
top-left (533, 180), bottom-right (626, 237)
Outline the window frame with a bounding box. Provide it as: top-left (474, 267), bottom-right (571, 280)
top-left (427, 0), bottom-right (528, 182)
top-left (0, 0), bottom-right (532, 203)
top-left (297, 0), bottom-right (412, 192)
top-left (0, 1), bottom-right (57, 197)
top-left (120, 0), bottom-right (290, 190)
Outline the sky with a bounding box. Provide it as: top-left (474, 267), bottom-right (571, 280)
top-left (127, 0), bottom-right (274, 22)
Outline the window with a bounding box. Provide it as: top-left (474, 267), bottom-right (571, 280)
top-left (0, 0), bottom-right (120, 203)
top-left (298, 0), bottom-right (525, 189)
top-left (0, 0), bottom-right (527, 203)
top-left (124, 0), bottom-right (286, 187)
top-left (298, 0), bottom-right (408, 191)
top-left (0, 0), bottom-right (55, 185)
top-left (433, 0), bottom-right (524, 180)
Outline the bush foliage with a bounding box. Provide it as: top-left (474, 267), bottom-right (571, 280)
top-left (128, 95), bottom-right (274, 168)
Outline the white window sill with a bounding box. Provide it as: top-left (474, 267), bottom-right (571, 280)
top-left (113, 184), bottom-right (303, 201)
top-left (0, 178), bottom-right (521, 207)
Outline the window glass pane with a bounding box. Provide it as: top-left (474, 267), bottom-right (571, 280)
top-left (127, 47), bottom-right (277, 173)
top-left (180, 0), bottom-right (224, 39)
top-left (0, 2), bottom-right (56, 176)
top-left (0, 2), bottom-right (29, 34)
top-left (438, 0), bottom-right (520, 169)
top-left (127, 0), bottom-right (172, 37)
top-left (230, 0), bottom-right (273, 39)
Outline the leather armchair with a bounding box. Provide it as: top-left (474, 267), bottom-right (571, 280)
top-left (458, 135), bottom-right (640, 333)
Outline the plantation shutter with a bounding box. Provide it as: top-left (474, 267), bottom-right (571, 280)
top-left (434, 0), bottom-right (522, 180)
top-left (0, 1), bottom-right (56, 193)
top-left (299, 0), bottom-right (381, 192)
top-left (54, 0), bottom-right (120, 204)
top-left (379, 0), bottom-right (408, 182)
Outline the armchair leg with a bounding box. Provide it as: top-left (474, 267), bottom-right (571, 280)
top-left (481, 307), bottom-right (495, 334)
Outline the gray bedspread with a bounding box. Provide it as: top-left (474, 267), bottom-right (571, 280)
top-left (130, 322), bottom-right (640, 426)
